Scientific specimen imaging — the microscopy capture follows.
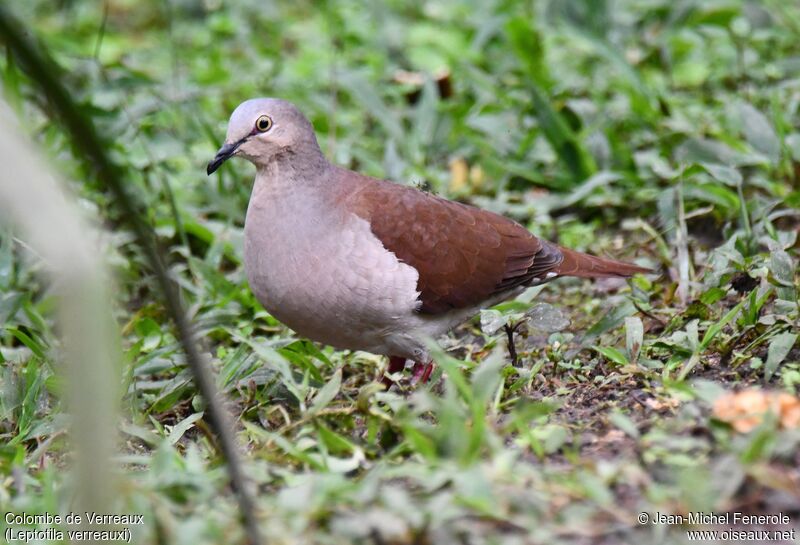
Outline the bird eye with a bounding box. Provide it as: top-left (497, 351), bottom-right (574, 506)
top-left (255, 115), bottom-right (273, 132)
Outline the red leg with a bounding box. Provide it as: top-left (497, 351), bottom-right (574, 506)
top-left (382, 356), bottom-right (407, 388)
top-left (411, 360), bottom-right (435, 384)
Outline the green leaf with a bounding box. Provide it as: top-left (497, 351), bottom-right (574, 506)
top-left (737, 102), bottom-right (781, 164)
top-left (684, 182), bottom-right (740, 212)
top-left (593, 346), bottom-right (629, 366)
top-left (740, 419), bottom-right (778, 464)
top-left (471, 356), bottom-right (504, 405)
top-left (625, 316), bottom-right (643, 363)
top-left (120, 422), bottom-right (160, 447)
top-left (578, 471), bottom-right (614, 507)
top-left (676, 138), bottom-right (764, 167)
top-left (5, 327), bottom-right (46, 359)
top-left (402, 426), bottom-right (437, 460)
top-left (581, 301), bottom-right (636, 347)
top-left (700, 287), bottom-right (727, 305)
top-left (316, 422), bottom-right (356, 455)
top-left (528, 84), bottom-right (596, 183)
top-left (480, 309), bottom-right (507, 336)
top-left (765, 333), bottom-right (797, 381)
top-left (134, 317), bottom-right (162, 352)
top-left (309, 368), bottom-right (341, 415)
top-left (340, 71), bottom-right (404, 142)
top-left (168, 412), bottom-right (204, 444)
top-left (700, 299), bottom-right (745, 350)
top-left (505, 16), bottom-right (549, 87)
top-left (609, 410), bottom-right (640, 439)
top-left (699, 162), bottom-right (742, 186)
top-left (240, 338), bottom-right (307, 403)
top-left (769, 249), bottom-right (796, 301)
top-left (505, 16), bottom-right (595, 183)
top-left (434, 349), bottom-right (474, 404)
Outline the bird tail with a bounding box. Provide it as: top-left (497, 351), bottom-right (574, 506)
top-left (555, 246), bottom-right (651, 278)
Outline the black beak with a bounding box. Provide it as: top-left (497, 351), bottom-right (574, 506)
top-left (206, 141), bottom-right (240, 175)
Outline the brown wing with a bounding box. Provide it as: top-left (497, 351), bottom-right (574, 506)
top-left (340, 172), bottom-right (563, 314)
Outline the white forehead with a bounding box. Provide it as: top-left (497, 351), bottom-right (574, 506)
top-left (225, 98), bottom-right (299, 140)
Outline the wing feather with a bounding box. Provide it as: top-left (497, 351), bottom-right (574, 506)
top-left (341, 172), bottom-right (562, 313)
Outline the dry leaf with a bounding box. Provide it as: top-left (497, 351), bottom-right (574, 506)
top-left (449, 157), bottom-right (469, 193)
top-left (645, 397), bottom-right (680, 411)
top-left (393, 68), bottom-right (453, 102)
top-left (469, 164), bottom-right (484, 190)
top-left (713, 389), bottom-right (800, 433)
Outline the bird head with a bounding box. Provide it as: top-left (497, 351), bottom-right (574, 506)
top-left (207, 98), bottom-right (320, 175)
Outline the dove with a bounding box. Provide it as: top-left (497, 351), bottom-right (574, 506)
top-left (208, 98), bottom-right (649, 384)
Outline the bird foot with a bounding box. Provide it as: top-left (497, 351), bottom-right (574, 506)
top-left (382, 357), bottom-right (434, 388)
top-left (411, 360), bottom-right (434, 384)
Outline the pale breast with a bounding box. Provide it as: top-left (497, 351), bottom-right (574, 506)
top-left (243, 177), bottom-right (429, 358)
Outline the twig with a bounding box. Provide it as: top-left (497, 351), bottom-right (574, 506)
top-left (0, 7), bottom-right (262, 544)
top-left (504, 322), bottom-right (521, 367)
top-left (632, 301), bottom-right (667, 327)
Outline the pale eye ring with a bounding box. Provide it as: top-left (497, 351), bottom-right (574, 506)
top-left (255, 115), bottom-right (273, 132)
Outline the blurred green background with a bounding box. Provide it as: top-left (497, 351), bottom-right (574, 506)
top-left (1, 1), bottom-right (799, 543)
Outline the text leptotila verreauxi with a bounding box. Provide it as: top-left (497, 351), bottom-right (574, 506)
top-left (208, 98), bottom-right (649, 384)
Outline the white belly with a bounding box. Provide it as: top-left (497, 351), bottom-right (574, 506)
top-left (243, 184), bottom-right (437, 359)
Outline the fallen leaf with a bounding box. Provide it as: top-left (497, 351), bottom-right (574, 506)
top-left (645, 397), bottom-right (680, 411)
top-left (449, 157), bottom-right (469, 193)
top-left (713, 389), bottom-right (800, 432)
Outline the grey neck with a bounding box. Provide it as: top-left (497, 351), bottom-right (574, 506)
top-left (250, 145), bottom-right (334, 211)
top-left (258, 145), bottom-right (329, 182)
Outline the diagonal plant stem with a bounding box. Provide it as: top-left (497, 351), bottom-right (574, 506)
top-left (0, 6), bottom-right (262, 545)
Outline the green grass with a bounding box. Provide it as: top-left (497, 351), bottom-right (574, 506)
top-left (2, 0), bottom-right (800, 543)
